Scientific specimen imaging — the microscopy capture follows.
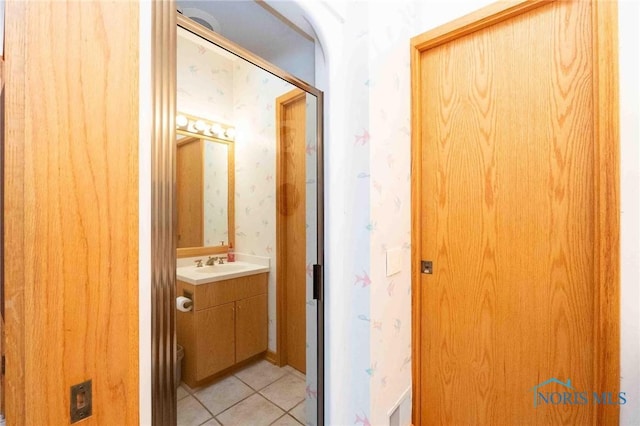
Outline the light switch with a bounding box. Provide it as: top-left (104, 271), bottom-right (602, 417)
top-left (386, 248), bottom-right (402, 277)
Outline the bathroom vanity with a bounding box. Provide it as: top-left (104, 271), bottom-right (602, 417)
top-left (176, 264), bottom-right (268, 388)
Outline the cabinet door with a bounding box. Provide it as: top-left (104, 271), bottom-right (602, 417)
top-left (235, 293), bottom-right (267, 362)
top-left (196, 302), bottom-right (235, 379)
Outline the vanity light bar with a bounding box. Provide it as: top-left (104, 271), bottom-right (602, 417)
top-left (176, 113), bottom-right (236, 141)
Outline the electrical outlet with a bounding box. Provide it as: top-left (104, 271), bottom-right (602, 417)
top-left (70, 380), bottom-right (92, 423)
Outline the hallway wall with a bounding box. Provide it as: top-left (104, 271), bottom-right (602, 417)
top-left (301, 0), bottom-right (640, 424)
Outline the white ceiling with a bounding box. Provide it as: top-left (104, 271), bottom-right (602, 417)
top-left (177, 0), bottom-right (316, 84)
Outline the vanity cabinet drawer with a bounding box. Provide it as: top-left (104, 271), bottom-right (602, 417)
top-left (177, 272), bottom-right (267, 311)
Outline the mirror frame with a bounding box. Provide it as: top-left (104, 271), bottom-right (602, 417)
top-left (150, 6), bottom-right (325, 425)
top-left (175, 127), bottom-right (235, 258)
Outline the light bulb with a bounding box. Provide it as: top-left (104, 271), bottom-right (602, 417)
top-left (225, 128), bottom-right (236, 139)
top-left (195, 120), bottom-right (206, 131)
top-left (211, 124), bottom-right (223, 136)
top-left (176, 115), bottom-right (188, 128)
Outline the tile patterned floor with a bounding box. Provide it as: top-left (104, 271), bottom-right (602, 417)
top-left (177, 359), bottom-right (306, 426)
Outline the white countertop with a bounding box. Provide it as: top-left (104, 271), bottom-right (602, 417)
top-left (176, 254), bottom-right (270, 285)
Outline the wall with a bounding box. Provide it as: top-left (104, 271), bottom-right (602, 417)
top-left (618, 1), bottom-right (640, 425)
top-left (176, 29), bottom-right (235, 124)
top-left (138, 2), bottom-right (152, 424)
top-left (299, 0), bottom-right (640, 425)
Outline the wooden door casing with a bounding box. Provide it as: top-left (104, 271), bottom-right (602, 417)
top-left (411, 1), bottom-right (620, 425)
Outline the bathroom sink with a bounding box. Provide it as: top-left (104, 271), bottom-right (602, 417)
top-left (176, 260), bottom-right (270, 285)
top-left (195, 263), bottom-right (247, 274)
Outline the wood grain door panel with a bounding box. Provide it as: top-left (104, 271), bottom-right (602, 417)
top-left (277, 89), bottom-right (307, 373)
top-left (236, 294), bottom-right (268, 362)
top-left (196, 303), bottom-right (235, 379)
top-left (412, 1), bottom-right (620, 424)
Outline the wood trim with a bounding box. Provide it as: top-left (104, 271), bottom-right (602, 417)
top-left (409, 34), bottom-right (422, 426)
top-left (410, 1), bottom-right (620, 424)
top-left (0, 54), bottom-right (4, 417)
top-left (410, 0), bottom-right (550, 51)
top-left (175, 132), bottom-right (235, 256)
top-left (151, 0), bottom-right (177, 423)
top-left (592, 1), bottom-right (620, 424)
top-left (176, 135), bottom-right (200, 147)
top-left (177, 245), bottom-right (228, 258)
top-left (275, 88), bottom-right (307, 369)
top-left (265, 350), bottom-right (279, 365)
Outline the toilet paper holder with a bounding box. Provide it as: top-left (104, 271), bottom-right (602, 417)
top-left (176, 291), bottom-right (194, 312)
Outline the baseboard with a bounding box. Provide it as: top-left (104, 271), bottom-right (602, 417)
top-left (265, 350), bottom-right (278, 365)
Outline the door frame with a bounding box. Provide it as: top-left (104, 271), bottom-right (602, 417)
top-left (275, 88), bottom-right (308, 369)
top-left (410, 1), bottom-right (620, 424)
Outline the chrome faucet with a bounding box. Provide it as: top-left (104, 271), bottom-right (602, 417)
top-left (206, 256), bottom-right (217, 266)
top-left (194, 259), bottom-right (203, 267)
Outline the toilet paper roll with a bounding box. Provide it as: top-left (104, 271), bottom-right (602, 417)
top-left (176, 296), bottom-right (193, 312)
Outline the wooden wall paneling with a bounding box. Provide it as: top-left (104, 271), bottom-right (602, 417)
top-left (4, 1), bottom-right (139, 424)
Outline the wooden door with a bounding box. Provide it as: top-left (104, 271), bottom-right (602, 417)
top-left (236, 293), bottom-right (268, 362)
top-left (411, 1), bottom-right (620, 425)
top-left (177, 138), bottom-right (204, 248)
top-left (276, 89), bottom-right (307, 373)
top-left (4, 1), bottom-right (141, 424)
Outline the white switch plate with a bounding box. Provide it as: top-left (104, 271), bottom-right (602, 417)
top-left (386, 248), bottom-right (402, 277)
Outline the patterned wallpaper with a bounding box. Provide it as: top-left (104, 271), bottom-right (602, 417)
top-left (176, 30), bottom-right (234, 123)
top-left (368, 3), bottom-right (418, 423)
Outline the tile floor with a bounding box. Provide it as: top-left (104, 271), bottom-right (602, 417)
top-left (177, 359), bottom-right (306, 426)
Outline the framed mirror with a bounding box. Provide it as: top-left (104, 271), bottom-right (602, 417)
top-left (176, 116), bottom-right (235, 257)
top-left (149, 11), bottom-right (325, 426)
